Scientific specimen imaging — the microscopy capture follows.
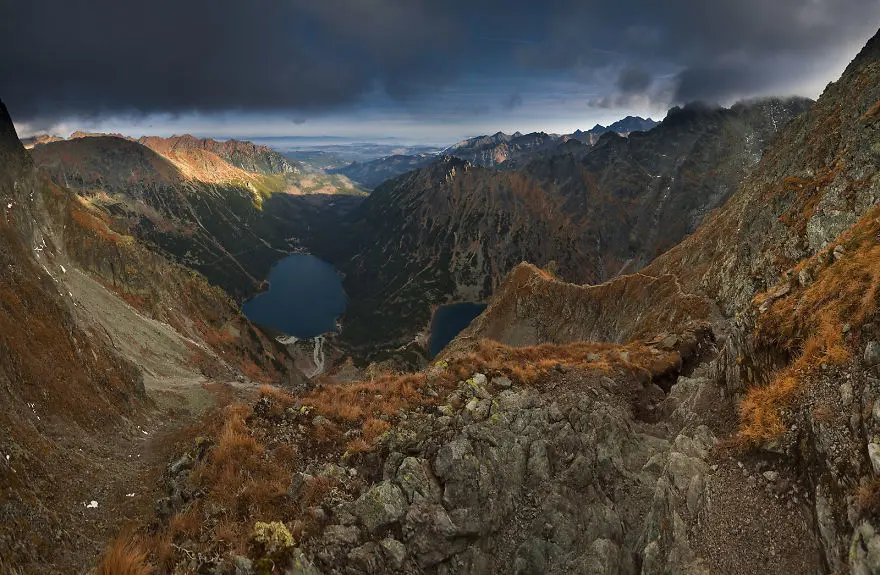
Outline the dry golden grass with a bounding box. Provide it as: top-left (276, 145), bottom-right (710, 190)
top-left (259, 384), bottom-right (299, 408)
top-left (741, 206), bottom-right (880, 443)
top-left (812, 404), bottom-right (834, 423)
top-left (861, 99), bottom-right (880, 122)
top-left (97, 533), bottom-right (153, 575)
top-left (467, 263), bottom-right (713, 352)
top-left (142, 403), bottom-right (299, 564)
top-left (259, 337), bottom-right (679, 453)
top-left (70, 202), bottom-right (132, 245)
top-left (362, 417), bottom-right (391, 444)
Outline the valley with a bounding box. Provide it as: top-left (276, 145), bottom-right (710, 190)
top-left (3, 13), bottom-right (880, 575)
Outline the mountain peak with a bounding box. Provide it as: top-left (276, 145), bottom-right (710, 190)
top-left (0, 100), bottom-right (28, 166)
top-left (843, 26), bottom-right (880, 77)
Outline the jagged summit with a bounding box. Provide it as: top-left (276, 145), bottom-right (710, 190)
top-left (843, 25), bottom-right (880, 77)
top-left (0, 100), bottom-right (27, 163)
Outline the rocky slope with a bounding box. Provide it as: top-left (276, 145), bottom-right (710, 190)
top-left (0, 100), bottom-right (308, 572)
top-left (30, 135), bottom-right (363, 300)
top-left (330, 97), bottom-right (809, 358)
top-left (633, 27), bottom-right (880, 572)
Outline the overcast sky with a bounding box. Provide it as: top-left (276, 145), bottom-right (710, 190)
top-left (3, 1), bottom-right (880, 143)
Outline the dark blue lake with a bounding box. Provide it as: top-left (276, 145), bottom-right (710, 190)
top-left (429, 303), bottom-right (487, 357)
top-left (242, 254), bottom-right (347, 338)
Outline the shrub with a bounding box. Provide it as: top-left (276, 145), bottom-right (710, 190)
top-left (250, 521), bottom-right (294, 555)
top-left (96, 533), bottom-right (153, 575)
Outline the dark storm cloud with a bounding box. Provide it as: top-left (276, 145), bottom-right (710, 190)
top-left (2, 0), bottom-right (879, 124)
top-left (617, 67), bottom-right (652, 94)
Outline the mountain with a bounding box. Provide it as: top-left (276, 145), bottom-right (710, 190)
top-left (447, 131), bottom-right (562, 168)
top-left (568, 115), bottom-right (659, 144)
top-left (30, 134), bottom-right (364, 300)
top-left (0, 99), bottom-right (309, 571)
top-left (9, 26), bottom-right (880, 575)
top-left (19, 133), bottom-right (63, 148)
top-left (329, 97), bottom-right (810, 358)
top-left (332, 153), bottom-right (437, 189)
top-left (447, 117), bottom-right (659, 169)
top-left (138, 134), bottom-right (301, 176)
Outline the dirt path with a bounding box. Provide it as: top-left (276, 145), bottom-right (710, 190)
top-left (43, 268), bottom-right (261, 572)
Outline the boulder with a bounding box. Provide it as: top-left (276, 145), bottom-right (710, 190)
top-left (351, 481), bottom-right (408, 533)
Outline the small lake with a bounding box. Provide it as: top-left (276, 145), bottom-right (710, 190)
top-left (429, 302), bottom-right (487, 357)
top-left (242, 254), bottom-right (347, 338)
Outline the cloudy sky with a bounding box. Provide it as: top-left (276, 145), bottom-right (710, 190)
top-left (3, 0), bottom-right (880, 143)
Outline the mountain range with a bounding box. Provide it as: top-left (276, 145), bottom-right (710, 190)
top-left (325, 98), bottom-right (809, 359)
top-left (333, 117), bottom-right (659, 189)
top-left (3, 26), bottom-right (880, 575)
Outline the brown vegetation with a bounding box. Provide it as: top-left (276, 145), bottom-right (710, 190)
top-left (96, 532), bottom-right (154, 575)
top-left (861, 99), bottom-right (880, 121)
top-left (740, 206), bottom-right (880, 443)
top-left (142, 404), bottom-right (300, 564)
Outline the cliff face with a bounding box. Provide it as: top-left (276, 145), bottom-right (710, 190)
top-left (333, 98), bottom-right (809, 357)
top-left (645, 37), bottom-right (880, 318)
